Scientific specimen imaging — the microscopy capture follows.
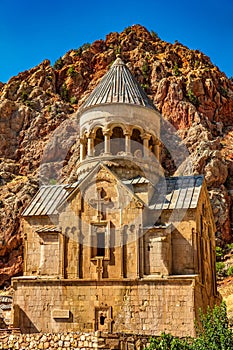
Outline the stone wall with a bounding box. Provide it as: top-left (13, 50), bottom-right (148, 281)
top-left (0, 331), bottom-right (150, 350)
top-left (12, 277), bottom-right (197, 337)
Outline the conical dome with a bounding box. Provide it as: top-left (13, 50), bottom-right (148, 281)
top-left (81, 57), bottom-right (156, 110)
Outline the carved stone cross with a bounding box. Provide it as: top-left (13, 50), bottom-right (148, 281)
top-left (89, 187), bottom-right (113, 222)
top-left (96, 258), bottom-right (103, 280)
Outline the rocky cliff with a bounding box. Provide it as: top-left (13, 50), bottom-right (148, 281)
top-left (0, 24), bottom-right (233, 286)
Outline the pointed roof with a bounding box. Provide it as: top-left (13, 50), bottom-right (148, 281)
top-left (81, 57), bottom-right (156, 110)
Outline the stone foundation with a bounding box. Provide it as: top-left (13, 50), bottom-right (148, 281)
top-left (0, 331), bottom-right (150, 349)
top-left (12, 277), bottom-right (203, 337)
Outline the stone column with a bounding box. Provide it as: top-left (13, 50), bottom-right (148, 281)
top-left (87, 134), bottom-right (94, 157)
top-left (23, 232), bottom-right (28, 275)
top-left (103, 130), bottom-right (111, 155)
top-left (142, 133), bottom-right (151, 158)
top-left (155, 140), bottom-right (160, 161)
top-left (124, 132), bottom-right (131, 155)
top-left (80, 139), bottom-right (85, 162)
top-left (59, 233), bottom-right (65, 278)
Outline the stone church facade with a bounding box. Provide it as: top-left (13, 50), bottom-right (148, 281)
top-left (12, 58), bottom-right (219, 337)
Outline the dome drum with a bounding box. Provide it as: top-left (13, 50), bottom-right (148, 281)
top-left (77, 57), bottom-right (162, 181)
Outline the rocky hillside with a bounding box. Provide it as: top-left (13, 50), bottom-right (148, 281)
top-left (0, 24), bottom-right (233, 286)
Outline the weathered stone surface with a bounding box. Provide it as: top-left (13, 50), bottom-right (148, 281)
top-left (12, 58), bottom-right (218, 339)
top-left (0, 24), bottom-right (233, 287)
top-left (0, 331), bottom-right (154, 350)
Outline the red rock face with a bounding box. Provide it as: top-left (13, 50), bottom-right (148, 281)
top-left (0, 24), bottom-right (233, 286)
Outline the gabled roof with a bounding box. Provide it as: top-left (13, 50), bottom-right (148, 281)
top-left (22, 184), bottom-right (71, 217)
top-left (57, 162), bottom-right (145, 211)
top-left (149, 175), bottom-right (204, 210)
top-left (22, 169), bottom-right (204, 218)
top-left (81, 57), bottom-right (156, 111)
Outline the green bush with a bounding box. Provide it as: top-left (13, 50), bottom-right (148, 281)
top-left (227, 265), bottom-right (233, 276)
top-left (146, 302), bottom-right (233, 350)
top-left (216, 246), bottom-right (223, 258)
top-left (114, 45), bottom-right (121, 56)
top-left (81, 43), bottom-right (91, 51)
top-left (70, 96), bottom-right (77, 104)
top-left (60, 83), bottom-right (69, 101)
top-left (141, 83), bottom-right (149, 91)
top-left (218, 85), bottom-right (228, 97)
top-left (53, 57), bottom-right (64, 70)
top-left (21, 91), bottom-right (28, 102)
top-left (74, 43), bottom-right (91, 57)
top-left (150, 30), bottom-right (159, 39)
top-left (124, 26), bottom-right (132, 34)
top-left (187, 90), bottom-right (200, 107)
top-left (173, 62), bottom-right (180, 76)
top-left (142, 61), bottom-right (149, 78)
top-left (227, 243), bottom-right (233, 250)
top-left (216, 261), bottom-right (225, 274)
top-left (146, 333), bottom-right (191, 349)
top-left (193, 302), bottom-right (233, 349)
top-left (67, 66), bottom-right (77, 78)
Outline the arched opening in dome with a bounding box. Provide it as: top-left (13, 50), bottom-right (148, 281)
top-left (111, 127), bottom-right (125, 155)
top-left (131, 128), bottom-right (143, 157)
top-left (149, 136), bottom-right (156, 156)
top-left (94, 128), bottom-right (104, 156)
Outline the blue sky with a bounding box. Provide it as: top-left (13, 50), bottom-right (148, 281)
top-left (0, 0), bottom-right (233, 83)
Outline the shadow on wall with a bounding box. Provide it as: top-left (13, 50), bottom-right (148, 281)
top-left (14, 305), bottom-right (39, 333)
top-left (0, 315), bottom-right (7, 329)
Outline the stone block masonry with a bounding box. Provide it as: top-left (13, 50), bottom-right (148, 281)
top-left (0, 331), bottom-right (150, 350)
top-left (12, 277), bottom-right (201, 337)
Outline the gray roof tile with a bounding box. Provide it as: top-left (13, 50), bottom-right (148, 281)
top-left (149, 175), bottom-right (204, 210)
top-left (81, 57), bottom-right (156, 110)
top-left (22, 174), bottom-right (204, 217)
top-left (36, 225), bottom-right (61, 233)
top-left (22, 185), bottom-right (70, 217)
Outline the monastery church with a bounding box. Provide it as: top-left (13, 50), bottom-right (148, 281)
top-left (12, 57), bottom-right (219, 337)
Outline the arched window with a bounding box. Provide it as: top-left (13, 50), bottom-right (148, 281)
top-left (131, 128), bottom-right (143, 157)
top-left (149, 136), bottom-right (155, 156)
top-left (111, 127), bottom-right (125, 155)
top-left (94, 128), bottom-right (104, 156)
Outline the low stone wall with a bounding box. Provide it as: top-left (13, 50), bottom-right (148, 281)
top-left (0, 331), bottom-right (150, 349)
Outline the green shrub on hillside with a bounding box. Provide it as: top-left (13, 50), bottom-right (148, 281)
top-left (67, 66), bottom-right (77, 78)
top-left (216, 246), bottom-right (223, 258)
top-left (150, 30), bottom-right (159, 39)
top-left (54, 57), bottom-right (64, 70)
top-left (173, 62), bottom-right (180, 76)
top-left (227, 265), bottom-right (233, 276)
top-left (146, 302), bottom-right (233, 350)
top-left (146, 333), bottom-right (191, 349)
top-left (193, 302), bottom-right (233, 349)
top-left (187, 90), bottom-right (200, 107)
top-left (216, 261), bottom-right (225, 274)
